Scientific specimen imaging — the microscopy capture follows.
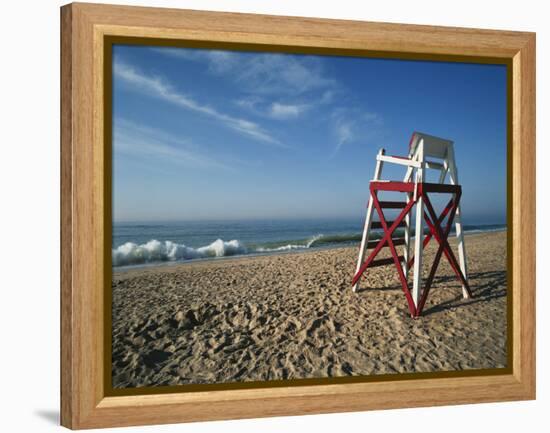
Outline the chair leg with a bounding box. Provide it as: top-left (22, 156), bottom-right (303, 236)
top-left (353, 148), bottom-right (385, 292)
top-left (353, 198), bottom-right (374, 293)
top-left (412, 195), bottom-right (424, 308)
top-left (447, 150), bottom-right (470, 299)
top-left (454, 206), bottom-right (470, 299)
top-left (403, 192), bottom-right (413, 279)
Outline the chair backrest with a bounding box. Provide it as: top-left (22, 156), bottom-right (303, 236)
top-left (409, 131), bottom-right (454, 161)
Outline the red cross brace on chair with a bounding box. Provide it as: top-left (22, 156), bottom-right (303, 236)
top-left (351, 181), bottom-right (472, 318)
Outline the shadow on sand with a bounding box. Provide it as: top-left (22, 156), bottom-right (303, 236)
top-left (354, 270), bottom-right (507, 317)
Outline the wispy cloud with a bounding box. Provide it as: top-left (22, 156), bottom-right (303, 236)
top-left (235, 96), bottom-right (261, 111)
top-left (153, 47), bottom-right (337, 96)
top-left (330, 108), bottom-right (384, 157)
top-left (320, 90), bottom-right (336, 105)
top-left (236, 97), bottom-right (309, 120)
top-left (114, 119), bottom-right (232, 171)
top-left (268, 102), bottom-right (309, 119)
top-left (238, 54), bottom-right (336, 95)
top-left (151, 48), bottom-right (239, 74)
top-left (150, 47), bottom-right (386, 155)
top-left (113, 61), bottom-right (284, 146)
top-left (334, 121), bottom-right (355, 155)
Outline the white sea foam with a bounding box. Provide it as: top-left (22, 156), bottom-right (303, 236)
top-left (112, 238), bottom-right (247, 267)
top-left (255, 234), bottom-right (323, 252)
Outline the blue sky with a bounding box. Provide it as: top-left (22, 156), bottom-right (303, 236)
top-left (112, 45), bottom-right (507, 224)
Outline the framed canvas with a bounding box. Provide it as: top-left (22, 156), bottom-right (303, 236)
top-left (60, 2), bottom-right (536, 429)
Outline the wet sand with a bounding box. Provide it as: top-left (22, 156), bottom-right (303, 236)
top-left (111, 231), bottom-right (508, 388)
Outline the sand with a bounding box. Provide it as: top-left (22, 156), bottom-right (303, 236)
top-left (111, 231), bottom-right (508, 388)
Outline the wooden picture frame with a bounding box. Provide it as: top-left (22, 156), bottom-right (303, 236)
top-left (60, 2), bottom-right (536, 429)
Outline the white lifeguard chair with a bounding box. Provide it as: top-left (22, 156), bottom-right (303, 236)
top-left (352, 132), bottom-right (471, 317)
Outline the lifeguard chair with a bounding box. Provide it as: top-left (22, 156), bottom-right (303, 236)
top-left (352, 132), bottom-right (472, 317)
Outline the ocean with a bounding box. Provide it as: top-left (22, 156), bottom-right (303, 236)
top-left (112, 218), bottom-right (506, 268)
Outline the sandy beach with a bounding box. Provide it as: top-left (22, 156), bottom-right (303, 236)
top-left (111, 231), bottom-right (508, 388)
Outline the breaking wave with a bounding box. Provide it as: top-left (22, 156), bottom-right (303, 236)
top-left (112, 239), bottom-right (247, 267)
top-left (111, 233), bottom-right (361, 267)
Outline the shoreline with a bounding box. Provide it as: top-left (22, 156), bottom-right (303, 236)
top-left (113, 229), bottom-right (506, 275)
